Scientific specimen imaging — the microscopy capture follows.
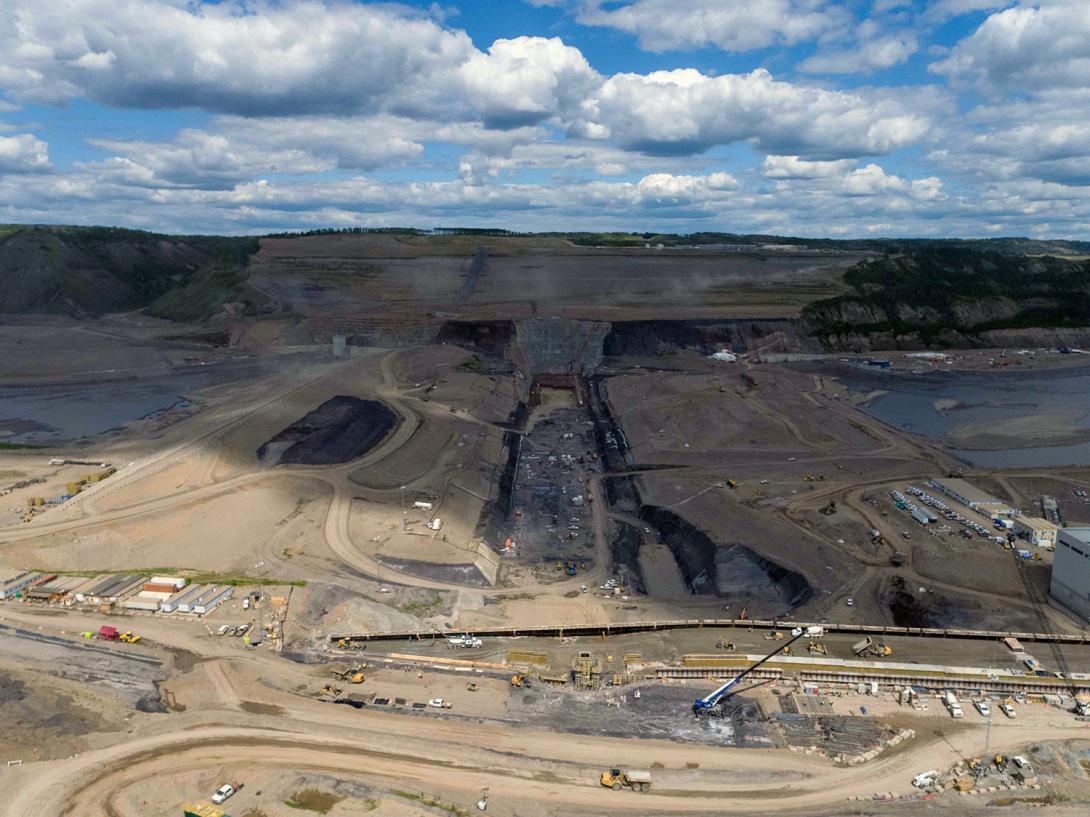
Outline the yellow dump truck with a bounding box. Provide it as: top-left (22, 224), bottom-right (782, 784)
top-left (601, 768), bottom-right (652, 792)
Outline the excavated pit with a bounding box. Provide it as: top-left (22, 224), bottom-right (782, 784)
top-left (258, 396), bottom-right (398, 466)
top-left (435, 319), bottom-right (516, 358)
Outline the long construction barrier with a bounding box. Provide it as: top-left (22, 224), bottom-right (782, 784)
top-left (659, 658), bottom-right (1089, 695)
top-left (330, 617), bottom-right (1090, 645)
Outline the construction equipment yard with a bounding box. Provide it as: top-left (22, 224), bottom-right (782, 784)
top-left (3, 234), bottom-right (1090, 816)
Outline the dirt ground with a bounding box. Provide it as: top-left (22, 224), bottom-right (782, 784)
top-left (3, 239), bottom-right (1090, 816)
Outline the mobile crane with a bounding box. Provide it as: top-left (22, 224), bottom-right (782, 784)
top-left (692, 626), bottom-right (824, 715)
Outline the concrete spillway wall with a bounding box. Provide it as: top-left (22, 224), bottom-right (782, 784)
top-left (514, 319), bottom-right (610, 375)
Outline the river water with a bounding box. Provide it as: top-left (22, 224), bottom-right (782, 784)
top-left (802, 362), bottom-right (1090, 468)
top-left (0, 381), bottom-right (191, 443)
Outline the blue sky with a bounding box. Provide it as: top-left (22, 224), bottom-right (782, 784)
top-left (1, 1), bottom-right (1088, 237)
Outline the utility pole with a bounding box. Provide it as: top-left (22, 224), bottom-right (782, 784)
top-left (400, 485), bottom-right (407, 530)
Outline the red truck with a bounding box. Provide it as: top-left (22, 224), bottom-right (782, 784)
top-left (97, 625), bottom-right (119, 641)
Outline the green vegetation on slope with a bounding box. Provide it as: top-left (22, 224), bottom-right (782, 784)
top-left (0, 224), bottom-right (255, 317)
top-left (147, 238), bottom-right (260, 322)
top-left (802, 248), bottom-right (1090, 348)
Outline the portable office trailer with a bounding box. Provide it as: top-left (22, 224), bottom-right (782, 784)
top-left (190, 585), bottom-right (234, 615)
top-left (161, 584), bottom-right (207, 613)
top-left (175, 585), bottom-right (212, 613)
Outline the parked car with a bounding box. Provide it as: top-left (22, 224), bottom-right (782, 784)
top-left (974, 700), bottom-right (991, 717)
top-left (211, 783), bottom-right (240, 804)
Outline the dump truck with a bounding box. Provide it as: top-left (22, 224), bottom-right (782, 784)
top-left (601, 768), bottom-right (652, 792)
top-left (851, 636), bottom-right (892, 658)
top-left (97, 625), bottom-right (119, 641)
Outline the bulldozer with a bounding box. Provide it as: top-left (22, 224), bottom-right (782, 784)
top-left (764, 630), bottom-right (785, 641)
top-left (807, 641), bottom-right (828, 656)
top-left (715, 638), bottom-right (736, 651)
top-left (319, 683), bottom-right (342, 698)
top-left (511, 674), bottom-right (533, 689)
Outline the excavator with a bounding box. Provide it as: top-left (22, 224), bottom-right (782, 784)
top-left (693, 626), bottom-right (825, 715)
top-left (330, 664), bottom-right (366, 684)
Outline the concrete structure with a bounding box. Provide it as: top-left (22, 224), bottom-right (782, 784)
top-left (332, 333), bottom-right (348, 359)
top-left (1013, 516), bottom-right (1059, 548)
top-left (1050, 528), bottom-right (1090, 622)
top-left (0, 571), bottom-right (40, 600)
top-left (930, 478), bottom-right (1016, 516)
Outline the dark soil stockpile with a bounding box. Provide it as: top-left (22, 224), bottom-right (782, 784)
top-left (259, 396), bottom-right (398, 466)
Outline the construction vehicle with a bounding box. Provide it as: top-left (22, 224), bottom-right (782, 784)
top-left (782, 645), bottom-right (793, 655)
top-left (510, 674), bottom-right (533, 688)
top-left (818, 501), bottom-right (837, 515)
top-left (803, 474), bottom-right (824, 482)
top-left (764, 630), bottom-right (785, 641)
top-left (715, 638), bottom-right (736, 651)
top-left (725, 479), bottom-right (737, 489)
top-left (319, 683), bottom-right (342, 698)
top-left (601, 768), bottom-right (652, 792)
top-left (693, 626), bottom-right (824, 715)
top-left (330, 664), bottom-right (366, 684)
top-left (96, 625), bottom-right (120, 641)
top-left (118, 631), bottom-right (141, 643)
top-left (851, 636), bottom-right (892, 658)
top-left (466, 682), bottom-right (479, 692)
top-left (994, 754), bottom-right (1008, 771)
top-left (807, 641), bottom-right (828, 656)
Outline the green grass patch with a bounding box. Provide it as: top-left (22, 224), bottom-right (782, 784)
top-left (0, 442), bottom-right (43, 450)
top-left (390, 790), bottom-right (469, 816)
top-left (399, 596), bottom-right (443, 616)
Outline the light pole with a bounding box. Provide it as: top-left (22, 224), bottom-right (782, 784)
top-left (400, 485), bottom-right (407, 530)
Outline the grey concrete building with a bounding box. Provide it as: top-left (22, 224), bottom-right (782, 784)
top-left (1050, 527), bottom-right (1090, 622)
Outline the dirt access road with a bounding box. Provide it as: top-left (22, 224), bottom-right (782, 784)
top-left (8, 655), bottom-right (1090, 817)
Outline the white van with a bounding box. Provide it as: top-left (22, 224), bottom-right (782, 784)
top-left (912, 770), bottom-right (939, 788)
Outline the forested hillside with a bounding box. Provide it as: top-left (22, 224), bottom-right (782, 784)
top-left (0, 225), bottom-right (255, 318)
top-left (802, 249), bottom-right (1090, 349)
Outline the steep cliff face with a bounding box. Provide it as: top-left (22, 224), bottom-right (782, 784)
top-left (802, 249), bottom-right (1090, 350)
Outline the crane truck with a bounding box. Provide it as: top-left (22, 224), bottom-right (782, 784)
top-left (692, 626), bottom-right (824, 716)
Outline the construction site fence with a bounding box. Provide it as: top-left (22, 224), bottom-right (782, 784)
top-left (331, 618), bottom-right (1090, 645)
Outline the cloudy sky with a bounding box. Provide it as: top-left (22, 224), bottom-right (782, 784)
top-left (1, 0), bottom-right (1088, 237)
